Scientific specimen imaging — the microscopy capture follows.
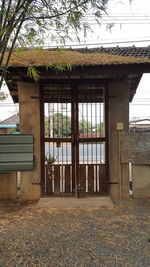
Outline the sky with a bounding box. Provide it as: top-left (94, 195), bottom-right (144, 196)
top-left (0, 0), bottom-right (150, 121)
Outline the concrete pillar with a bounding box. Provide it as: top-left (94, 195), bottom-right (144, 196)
top-left (121, 163), bottom-right (129, 199)
top-left (109, 81), bottom-right (129, 203)
top-left (18, 82), bottom-right (41, 201)
top-left (0, 172), bottom-right (17, 199)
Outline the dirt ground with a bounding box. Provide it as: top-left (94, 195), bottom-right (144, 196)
top-left (0, 199), bottom-right (150, 267)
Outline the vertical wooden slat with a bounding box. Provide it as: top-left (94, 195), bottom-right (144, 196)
top-left (94, 165), bottom-right (96, 192)
top-left (54, 165), bottom-right (60, 194)
top-left (88, 165), bottom-right (94, 193)
top-left (86, 165), bottom-right (88, 192)
top-left (39, 83), bottom-right (45, 194)
top-left (99, 164), bottom-right (107, 194)
top-left (104, 82), bottom-right (110, 191)
top-left (63, 165), bottom-right (65, 193)
top-left (75, 100), bottom-right (80, 197)
top-left (71, 100), bottom-right (75, 194)
top-left (46, 164), bottom-right (53, 195)
top-left (65, 165), bottom-right (71, 193)
top-left (60, 165), bottom-right (63, 193)
top-left (70, 166), bottom-right (72, 192)
top-left (79, 165), bottom-right (86, 192)
top-left (96, 165), bottom-right (100, 192)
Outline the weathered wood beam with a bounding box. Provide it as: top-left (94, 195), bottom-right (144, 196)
top-left (10, 90), bottom-right (18, 96)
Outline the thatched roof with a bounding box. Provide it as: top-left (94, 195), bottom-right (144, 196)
top-left (5, 47), bottom-right (150, 104)
top-left (3, 48), bottom-right (150, 68)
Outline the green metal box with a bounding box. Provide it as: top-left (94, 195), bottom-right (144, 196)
top-left (0, 135), bottom-right (34, 172)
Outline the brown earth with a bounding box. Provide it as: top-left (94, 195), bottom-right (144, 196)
top-left (0, 199), bottom-right (150, 266)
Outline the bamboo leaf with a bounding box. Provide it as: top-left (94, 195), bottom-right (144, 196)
top-left (27, 66), bottom-right (39, 81)
top-left (54, 64), bottom-right (66, 72)
top-left (45, 63), bottom-right (53, 71)
top-left (66, 63), bottom-right (73, 71)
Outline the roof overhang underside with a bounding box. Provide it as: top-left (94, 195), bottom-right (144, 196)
top-left (6, 63), bottom-right (147, 103)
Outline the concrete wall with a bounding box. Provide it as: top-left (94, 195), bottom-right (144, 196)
top-left (120, 133), bottom-right (150, 199)
top-left (18, 82), bottom-right (41, 201)
top-left (109, 81), bottom-right (130, 203)
top-left (133, 165), bottom-right (150, 198)
top-left (0, 172), bottom-right (17, 199)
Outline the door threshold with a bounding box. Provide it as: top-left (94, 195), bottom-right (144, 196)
top-left (38, 196), bottom-right (113, 208)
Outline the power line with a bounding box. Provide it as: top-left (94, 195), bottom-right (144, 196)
top-left (84, 14), bottom-right (150, 18)
top-left (130, 104), bottom-right (150, 105)
top-left (85, 18), bottom-right (150, 21)
top-left (84, 22), bottom-right (150, 25)
top-left (46, 39), bottom-right (150, 48)
top-left (85, 13), bottom-right (150, 15)
top-left (81, 14), bottom-right (150, 24)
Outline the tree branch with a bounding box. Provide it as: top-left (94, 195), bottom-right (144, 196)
top-left (0, 0), bottom-right (5, 26)
top-left (0, 0), bottom-right (12, 43)
top-left (23, 0), bottom-right (88, 22)
top-left (0, 0), bottom-right (31, 66)
top-left (0, 0), bottom-right (33, 88)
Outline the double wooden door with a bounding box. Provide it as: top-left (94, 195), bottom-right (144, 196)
top-left (42, 82), bottom-right (108, 197)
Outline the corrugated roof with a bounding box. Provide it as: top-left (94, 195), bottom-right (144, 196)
top-left (3, 46), bottom-right (150, 68)
top-left (76, 46), bottom-right (150, 58)
top-left (130, 118), bottom-right (150, 124)
top-left (0, 114), bottom-right (19, 125)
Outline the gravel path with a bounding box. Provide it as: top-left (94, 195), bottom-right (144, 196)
top-left (0, 199), bottom-right (150, 267)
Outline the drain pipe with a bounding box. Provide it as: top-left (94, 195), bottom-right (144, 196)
top-left (16, 172), bottom-right (21, 199)
top-left (118, 129), bottom-right (122, 200)
top-left (116, 122), bottom-right (124, 200)
top-left (129, 161), bottom-right (133, 198)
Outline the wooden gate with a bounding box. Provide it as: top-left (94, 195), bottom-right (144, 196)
top-left (40, 80), bottom-right (109, 197)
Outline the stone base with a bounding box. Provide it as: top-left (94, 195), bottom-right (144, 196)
top-left (20, 184), bottom-right (41, 201)
top-left (110, 184), bottom-right (121, 204)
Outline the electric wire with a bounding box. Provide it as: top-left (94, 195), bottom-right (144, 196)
top-left (45, 38), bottom-right (150, 48)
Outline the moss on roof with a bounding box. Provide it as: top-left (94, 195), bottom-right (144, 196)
top-left (2, 49), bottom-right (150, 67)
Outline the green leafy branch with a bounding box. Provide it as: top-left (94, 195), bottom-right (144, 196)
top-left (27, 63), bottom-right (73, 81)
top-left (27, 66), bottom-right (39, 81)
top-left (45, 153), bottom-right (57, 164)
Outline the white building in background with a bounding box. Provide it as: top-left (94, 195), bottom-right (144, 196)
top-left (130, 118), bottom-right (150, 132)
